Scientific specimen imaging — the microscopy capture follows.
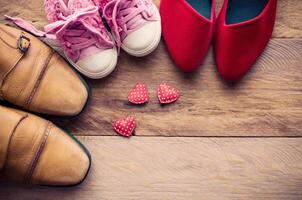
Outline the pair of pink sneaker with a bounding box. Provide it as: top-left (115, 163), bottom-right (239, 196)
top-left (6, 0), bottom-right (161, 79)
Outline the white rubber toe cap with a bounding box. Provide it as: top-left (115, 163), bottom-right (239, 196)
top-left (69, 48), bottom-right (118, 79)
top-left (122, 6), bottom-right (161, 57)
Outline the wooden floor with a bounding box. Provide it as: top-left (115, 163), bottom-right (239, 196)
top-left (0, 0), bottom-right (302, 199)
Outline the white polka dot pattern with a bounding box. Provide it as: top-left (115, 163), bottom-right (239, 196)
top-left (128, 82), bottom-right (149, 104)
top-left (157, 82), bottom-right (179, 104)
top-left (113, 116), bottom-right (136, 137)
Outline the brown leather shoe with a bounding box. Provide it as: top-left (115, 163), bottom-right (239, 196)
top-left (0, 24), bottom-right (89, 117)
top-left (0, 106), bottom-right (91, 186)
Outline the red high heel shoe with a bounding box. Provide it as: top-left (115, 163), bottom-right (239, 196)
top-left (160, 0), bottom-right (216, 72)
top-left (214, 0), bottom-right (277, 81)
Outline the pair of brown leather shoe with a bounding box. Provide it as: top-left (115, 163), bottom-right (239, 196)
top-left (0, 25), bottom-right (91, 186)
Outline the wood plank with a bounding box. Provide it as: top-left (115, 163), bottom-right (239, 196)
top-left (1, 136), bottom-right (302, 200)
top-left (0, 0), bottom-right (301, 38)
top-left (52, 39), bottom-right (302, 137)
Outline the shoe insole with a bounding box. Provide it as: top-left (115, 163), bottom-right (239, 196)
top-left (186, 0), bottom-right (212, 20)
top-left (226, 0), bottom-right (269, 24)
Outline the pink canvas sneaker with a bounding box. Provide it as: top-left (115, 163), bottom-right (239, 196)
top-left (98, 0), bottom-right (161, 57)
top-left (6, 0), bottom-right (118, 79)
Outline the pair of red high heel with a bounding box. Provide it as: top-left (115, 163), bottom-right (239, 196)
top-left (160, 0), bottom-right (277, 81)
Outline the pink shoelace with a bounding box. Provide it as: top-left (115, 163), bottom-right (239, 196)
top-left (102, 0), bottom-right (157, 47)
top-left (5, 6), bottom-right (114, 62)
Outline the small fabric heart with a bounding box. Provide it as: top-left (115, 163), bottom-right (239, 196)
top-left (157, 82), bottom-right (179, 104)
top-left (113, 116), bottom-right (136, 137)
top-left (128, 82), bottom-right (149, 104)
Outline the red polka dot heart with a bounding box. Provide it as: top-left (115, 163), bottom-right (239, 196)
top-left (128, 82), bottom-right (149, 104)
top-left (113, 116), bottom-right (136, 137)
top-left (157, 82), bottom-right (179, 104)
top-left (113, 82), bottom-right (179, 137)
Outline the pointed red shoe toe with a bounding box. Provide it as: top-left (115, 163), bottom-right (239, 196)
top-left (214, 0), bottom-right (277, 81)
top-left (160, 0), bottom-right (215, 72)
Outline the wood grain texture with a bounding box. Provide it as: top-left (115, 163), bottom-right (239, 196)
top-left (0, 0), bottom-right (301, 38)
top-left (1, 136), bottom-right (302, 200)
top-left (50, 39), bottom-right (302, 137)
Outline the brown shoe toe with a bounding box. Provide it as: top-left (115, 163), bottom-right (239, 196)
top-left (30, 125), bottom-right (91, 186)
top-left (28, 53), bottom-right (89, 117)
top-left (0, 24), bottom-right (88, 117)
top-left (0, 106), bottom-right (91, 186)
